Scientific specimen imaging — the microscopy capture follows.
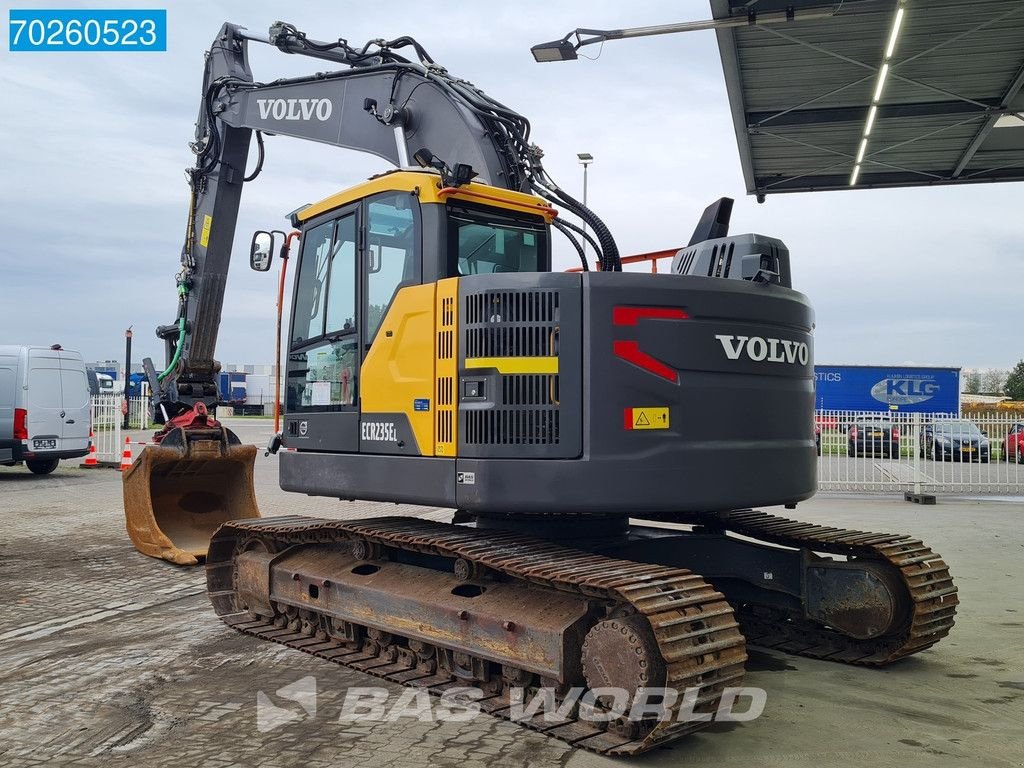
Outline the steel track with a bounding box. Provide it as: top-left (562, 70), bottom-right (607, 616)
top-left (207, 515), bottom-right (748, 755)
top-left (206, 509), bottom-right (957, 753)
top-left (671, 509), bottom-right (958, 664)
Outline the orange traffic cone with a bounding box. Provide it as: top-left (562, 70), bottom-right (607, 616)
top-left (83, 430), bottom-right (99, 467)
top-left (119, 437), bottom-right (134, 471)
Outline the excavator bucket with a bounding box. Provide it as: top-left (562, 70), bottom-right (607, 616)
top-left (123, 427), bottom-right (260, 566)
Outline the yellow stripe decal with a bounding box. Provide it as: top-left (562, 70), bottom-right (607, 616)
top-left (199, 215), bottom-right (213, 248)
top-left (464, 357), bottom-right (559, 375)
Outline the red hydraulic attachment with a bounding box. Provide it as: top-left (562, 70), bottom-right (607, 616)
top-left (152, 402), bottom-right (221, 444)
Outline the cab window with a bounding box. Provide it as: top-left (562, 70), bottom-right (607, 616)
top-left (286, 338), bottom-right (358, 411)
top-left (325, 216), bottom-right (358, 334)
top-left (291, 219), bottom-right (333, 345)
top-left (291, 214), bottom-right (358, 345)
top-left (449, 204), bottom-right (546, 275)
top-left (366, 193), bottom-right (418, 341)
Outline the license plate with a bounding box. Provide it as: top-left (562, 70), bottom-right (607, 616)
top-left (870, 432), bottom-right (882, 437)
top-left (32, 439), bottom-right (56, 450)
top-left (962, 447), bottom-right (975, 452)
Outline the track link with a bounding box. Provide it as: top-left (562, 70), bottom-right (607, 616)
top-left (673, 509), bottom-right (958, 664)
top-left (207, 515), bottom-right (748, 755)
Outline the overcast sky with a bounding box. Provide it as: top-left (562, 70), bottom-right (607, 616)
top-left (1, 0), bottom-right (1021, 371)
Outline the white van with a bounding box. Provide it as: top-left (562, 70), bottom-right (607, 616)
top-left (0, 345), bottom-right (91, 474)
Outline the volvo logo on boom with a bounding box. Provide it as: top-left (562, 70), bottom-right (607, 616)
top-left (256, 98), bottom-right (333, 121)
top-left (715, 334), bottom-right (809, 366)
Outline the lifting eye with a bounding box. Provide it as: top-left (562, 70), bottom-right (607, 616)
top-left (451, 584), bottom-right (485, 598)
top-left (308, 584), bottom-right (319, 599)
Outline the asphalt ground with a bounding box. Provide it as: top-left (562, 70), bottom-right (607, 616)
top-left (1, 418), bottom-right (1021, 767)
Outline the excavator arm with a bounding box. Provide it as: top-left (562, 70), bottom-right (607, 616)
top-left (147, 21), bottom-right (618, 421)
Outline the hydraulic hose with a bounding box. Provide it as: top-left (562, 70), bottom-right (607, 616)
top-left (157, 284), bottom-right (189, 382)
top-left (532, 179), bottom-right (621, 271)
top-left (156, 317), bottom-right (186, 382)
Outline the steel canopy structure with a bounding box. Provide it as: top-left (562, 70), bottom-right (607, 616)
top-left (712, 0), bottom-right (1024, 199)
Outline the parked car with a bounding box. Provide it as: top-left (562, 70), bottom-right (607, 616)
top-left (815, 414), bottom-right (839, 430)
top-left (847, 418), bottom-right (900, 458)
top-left (920, 419), bottom-right (990, 463)
top-left (1004, 422), bottom-right (1024, 463)
top-left (815, 423), bottom-right (821, 455)
top-left (0, 345), bottom-right (91, 474)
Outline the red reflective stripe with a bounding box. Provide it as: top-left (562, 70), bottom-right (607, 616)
top-left (623, 408), bottom-right (634, 430)
top-left (612, 307), bottom-right (689, 326)
top-left (613, 341), bottom-right (678, 383)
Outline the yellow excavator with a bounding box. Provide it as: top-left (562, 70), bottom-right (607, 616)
top-left (124, 22), bottom-right (958, 755)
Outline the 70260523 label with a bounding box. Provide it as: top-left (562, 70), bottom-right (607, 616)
top-left (8, 9), bottom-right (166, 52)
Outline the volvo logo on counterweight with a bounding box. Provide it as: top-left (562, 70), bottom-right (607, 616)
top-left (256, 98), bottom-right (333, 121)
top-left (715, 335), bottom-right (809, 365)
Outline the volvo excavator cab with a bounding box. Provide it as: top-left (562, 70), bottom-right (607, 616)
top-left (271, 169), bottom-right (817, 516)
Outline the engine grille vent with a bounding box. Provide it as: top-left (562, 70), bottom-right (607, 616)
top-left (704, 242), bottom-right (736, 277)
top-left (676, 248), bottom-right (697, 274)
top-left (502, 374), bottom-right (556, 406)
top-left (465, 409), bottom-right (559, 446)
top-left (436, 294), bottom-right (455, 452)
top-left (465, 325), bottom-right (554, 358)
top-left (465, 290), bottom-right (558, 325)
top-left (462, 288), bottom-right (561, 450)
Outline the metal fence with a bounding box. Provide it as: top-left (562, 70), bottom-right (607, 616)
top-left (88, 395), bottom-right (151, 464)
top-left (86, 398), bottom-right (1023, 495)
top-left (817, 409), bottom-right (1024, 494)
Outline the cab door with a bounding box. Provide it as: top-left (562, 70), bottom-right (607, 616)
top-left (357, 191), bottom-right (430, 456)
top-left (284, 207), bottom-right (361, 453)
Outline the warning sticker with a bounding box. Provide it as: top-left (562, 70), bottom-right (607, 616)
top-left (199, 214), bottom-right (213, 248)
top-left (624, 407), bottom-right (670, 430)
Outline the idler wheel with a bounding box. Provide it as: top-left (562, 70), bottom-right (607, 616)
top-left (581, 615), bottom-right (666, 696)
top-left (351, 538), bottom-right (382, 561)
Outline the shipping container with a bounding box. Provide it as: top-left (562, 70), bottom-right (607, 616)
top-left (218, 371), bottom-right (247, 406)
top-left (814, 365), bottom-right (960, 414)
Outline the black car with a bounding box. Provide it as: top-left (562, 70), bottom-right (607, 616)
top-left (920, 419), bottom-right (991, 463)
top-left (847, 418), bottom-right (900, 458)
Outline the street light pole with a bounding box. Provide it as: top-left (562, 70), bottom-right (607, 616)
top-left (531, 8), bottom-right (843, 62)
top-left (122, 327), bottom-right (133, 429)
top-left (577, 152), bottom-right (593, 263)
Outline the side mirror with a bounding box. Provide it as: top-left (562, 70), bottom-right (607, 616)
top-left (250, 231), bottom-right (274, 272)
top-left (981, 429), bottom-right (988, 436)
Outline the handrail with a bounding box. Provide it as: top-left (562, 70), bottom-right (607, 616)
top-left (565, 247), bottom-right (679, 273)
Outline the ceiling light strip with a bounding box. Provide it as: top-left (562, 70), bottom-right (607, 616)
top-left (851, 2), bottom-right (906, 186)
